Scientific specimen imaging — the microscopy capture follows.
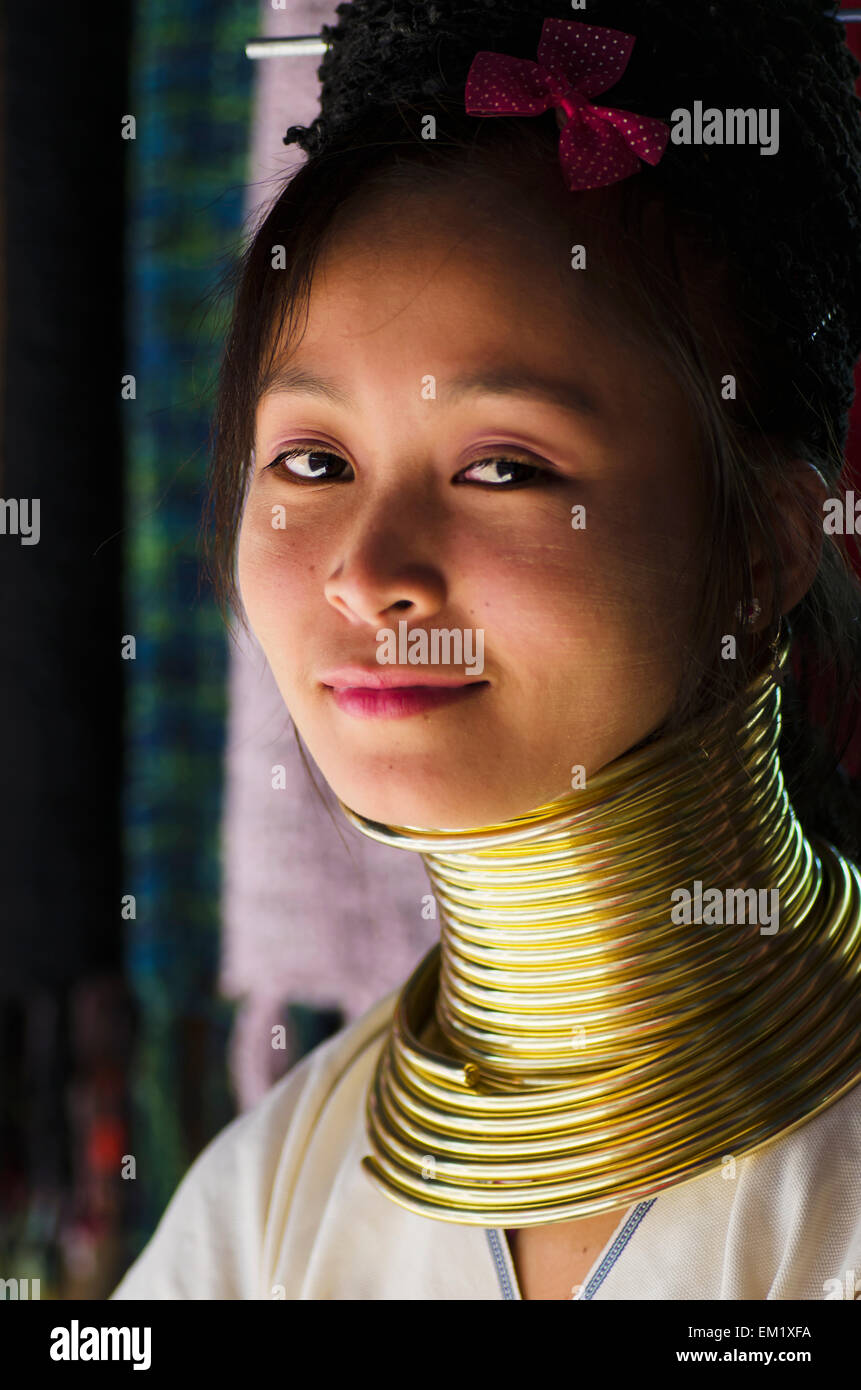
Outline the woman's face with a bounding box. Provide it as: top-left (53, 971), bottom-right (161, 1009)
top-left (238, 177), bottom-right (706, 828)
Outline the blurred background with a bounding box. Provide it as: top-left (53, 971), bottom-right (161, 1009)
top-left (0, 1), bottom-right (859, 1300)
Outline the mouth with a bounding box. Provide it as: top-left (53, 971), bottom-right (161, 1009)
top-left (319, 667), bottom-right (490, 719)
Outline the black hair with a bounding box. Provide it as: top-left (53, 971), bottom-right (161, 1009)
top-left (203, 0), bottom-right (861, 860)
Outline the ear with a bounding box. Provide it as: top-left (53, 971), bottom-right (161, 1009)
top-left (748, 459), bottom-right (828, 634)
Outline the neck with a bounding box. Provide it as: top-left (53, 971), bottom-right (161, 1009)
top-left (340, 639), bottom-right (861, 1226)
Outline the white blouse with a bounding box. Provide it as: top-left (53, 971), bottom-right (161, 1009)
top-left (110, 987), bottom-right (861, 1301)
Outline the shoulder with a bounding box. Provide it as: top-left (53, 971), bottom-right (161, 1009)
top-left (110, 987), bottom-right (398, 1300)
top-left (742, 1077), bottom-right (861, 1191)
top-left (596, 1080), bottom-right (861, 1301)
top-left (731, 1078), bottom-right (861, 1299)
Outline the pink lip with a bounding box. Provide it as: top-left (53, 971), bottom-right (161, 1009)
top-left (320, 666), bottom-right (483, 690)
top-left (319, 667), bottom-right (489, 719)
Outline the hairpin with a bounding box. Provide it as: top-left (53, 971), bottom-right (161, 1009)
top-left (244, 10), bottom-right (861, 60)
top-left (464, 19), bottom-right (670, 191)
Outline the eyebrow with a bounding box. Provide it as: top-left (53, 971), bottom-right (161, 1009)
top-left (258, 362), bottom-right (602, 419)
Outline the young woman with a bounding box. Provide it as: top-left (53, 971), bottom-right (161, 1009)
top-left (112, 0), bottom-right (861, 1300)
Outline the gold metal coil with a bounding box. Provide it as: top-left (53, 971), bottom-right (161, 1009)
top-left (340, 638), bottom-right (861, 1225)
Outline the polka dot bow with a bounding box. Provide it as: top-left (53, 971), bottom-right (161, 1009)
top-left (464, 19), bottom-right (670, 191)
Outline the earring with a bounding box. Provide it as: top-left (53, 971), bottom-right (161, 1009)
top-left (734, 598), bottom-right (762, 625)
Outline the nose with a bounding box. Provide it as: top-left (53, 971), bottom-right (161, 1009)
top-left (323, 511), bottom-right (447, 628)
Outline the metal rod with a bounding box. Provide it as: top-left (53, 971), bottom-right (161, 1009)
top-left (245, 37), bottom-right (329, 59)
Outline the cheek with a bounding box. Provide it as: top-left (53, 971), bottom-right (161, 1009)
top-left (460, 532), bottom-right (606, 686)
top-left (236, 499), bottom-right (318, 649)
top-left (592, 473), bottom-right (702, 584)
top-left (476, 492), bottom-right (700, 674)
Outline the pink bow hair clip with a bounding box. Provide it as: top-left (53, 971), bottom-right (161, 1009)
top-left (464, 18), bottom-right (670, 192)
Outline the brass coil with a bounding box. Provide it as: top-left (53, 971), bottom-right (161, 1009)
top-left (340, 639), bottom-right (861, 1225)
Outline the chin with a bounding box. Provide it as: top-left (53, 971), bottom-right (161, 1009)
top-left (326, 765), bottom-right (559, 832)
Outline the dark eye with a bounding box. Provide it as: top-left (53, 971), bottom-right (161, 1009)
top-left (456, 456), bottom-right (543, 487)
top-left (266, 447), bottom-right (354, 482)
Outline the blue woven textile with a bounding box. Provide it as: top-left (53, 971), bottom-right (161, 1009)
top-left (123, 0), bottom-right (256, 1253)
